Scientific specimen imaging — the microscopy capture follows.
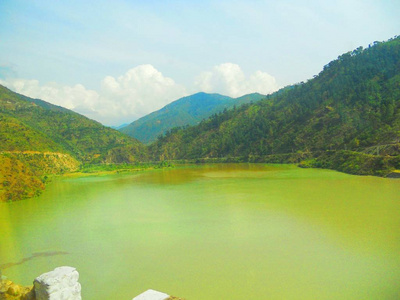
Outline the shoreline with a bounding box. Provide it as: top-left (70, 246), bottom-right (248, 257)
top-left (2, 154), bottom-right (398, 203)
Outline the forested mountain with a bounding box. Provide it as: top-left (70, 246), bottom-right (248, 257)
top-left (0, 85), bottom-right (147, 201)
top-left (0, 84), bottom-right (147, 163)
top-left (150, 37), bottom-right (400, 174)
top-left (119, 92), bottom-right (265, 143)
top-left (2, 36), bottom-right (400, 202)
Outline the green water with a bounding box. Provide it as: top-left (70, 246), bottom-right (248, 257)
top-left (1, 164), bottom-right (399, 299)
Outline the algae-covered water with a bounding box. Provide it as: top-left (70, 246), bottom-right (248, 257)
top-left (1, 164), bottom-right (399, 299)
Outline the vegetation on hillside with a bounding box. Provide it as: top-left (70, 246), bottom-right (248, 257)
top-left (0, 114), bottom-right (64, 152)
top-left (119, 92), bottom-right (265, 144)
top-left (0, 152), bottom-right (79, 202)
top-left (0, 85), bottom-right (148, 201)
top-left (0, 85), bottom-right (148, 163)
top-left (2, 36), bottom-right (400, 201)
top-left (150, 36), bottom-right (400, 175)
top-left (299, 150), bottom-right (400, 176)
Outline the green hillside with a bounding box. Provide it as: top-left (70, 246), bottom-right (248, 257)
top-left (150, 36), bottom-right (400, 175)
top-left (0, 84), bottom-right (148, 201)
top-left (0, 84), bottom-right (147, 162)
top-left (120, 92), bottom-right (265, 144)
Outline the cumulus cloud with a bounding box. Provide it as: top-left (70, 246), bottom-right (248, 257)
top-left (100, 64), bottom-right (187, 122)
top-left (0, 78), bottom-right (100, 117)
top-left (195, 63), bottom-right (279, 97)
top-left (0, 65), bottom-right (187, 125)
top-left (0, 63), bottom-right (279, 125)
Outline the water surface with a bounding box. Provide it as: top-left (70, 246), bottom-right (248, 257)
top-left (1, 164), bottom-right (399, 299)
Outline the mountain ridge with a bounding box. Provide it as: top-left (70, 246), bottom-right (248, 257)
top-left (149, 36), bottom-right (400, 175)
top-left (119, 92), bottom-right (266, 144)
top-left (2, 36), bottom-right (400, 201)
top-left (0, 84), bottom-right (148, 201)
top-left (0, 84), bottom-right (147, 162)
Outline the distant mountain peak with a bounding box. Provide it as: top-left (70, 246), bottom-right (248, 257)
top-left (119, 92), bottom-right (265, 144)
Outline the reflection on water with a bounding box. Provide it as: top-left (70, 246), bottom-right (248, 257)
top-left (0, 164), bottom-right (399, 299)
top-left (0, 251), bottom-right (68, 270)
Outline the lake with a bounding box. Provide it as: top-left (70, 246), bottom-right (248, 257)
top-left (0, 164), bottom-right (399, 299)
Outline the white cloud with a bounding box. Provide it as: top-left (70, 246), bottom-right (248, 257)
top-left (0, 78), bottom-right (100, 115)
top-left (0, 63), bottom-right (279, 125)
top-left (195, 63), bottom-right (279, 97)
top-left (100, 64), bottom-right (187, 122)
top-left (0, 65), bottom-right (187, 125)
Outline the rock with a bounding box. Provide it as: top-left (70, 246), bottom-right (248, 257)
top-left (20, 289), bottom-right (35, 300)
top-left (0, 279), bottom-right (34, 300)
top-left (0, 280), bottom-right (11, 293)
top-left (133, 289), bottom-right (170, 300)
top-left (34, 267), bottom-right (81, 300)
top-left (7, 284), bottom-right (20, 296)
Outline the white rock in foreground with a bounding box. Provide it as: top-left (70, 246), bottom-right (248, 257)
top-left (34, 266), bottom-right (81, 300)
top-left (133, 289), bottom-right (170, 300)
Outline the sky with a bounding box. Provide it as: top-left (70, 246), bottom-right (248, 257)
top-left (0, 0), bottom-right (399, 126)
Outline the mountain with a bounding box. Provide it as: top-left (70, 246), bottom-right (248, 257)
top-left (0, 84), bottom-right (147, 162)
top-left (119, 92), bottom-right (265, 144)
top-left (111, 123), bottom-right (129, 130)
top-left (0, 84), bottom-right (148, 201)
top-left (150, 36), bottom-right (400, 175)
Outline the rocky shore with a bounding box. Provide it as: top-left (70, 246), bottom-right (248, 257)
top-left (0, 279), bottom-right (34, 300)
top-left (1, 267), bottom-right (183, 300)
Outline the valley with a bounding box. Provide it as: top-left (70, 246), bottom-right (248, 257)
top-left (1, 2), bottom-right (399, 299)
top-left (1, 36), bottom-right (400, 202)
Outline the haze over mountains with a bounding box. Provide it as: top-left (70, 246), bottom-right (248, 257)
top-left (119, 92), bottom-right (266, 144)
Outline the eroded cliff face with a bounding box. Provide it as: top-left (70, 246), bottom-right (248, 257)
top-left (0, 152), bottom-right (79, 202)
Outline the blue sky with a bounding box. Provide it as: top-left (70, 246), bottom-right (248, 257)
top-left (0, 0), bottom-right (399, 125)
